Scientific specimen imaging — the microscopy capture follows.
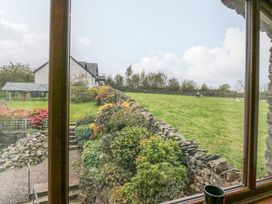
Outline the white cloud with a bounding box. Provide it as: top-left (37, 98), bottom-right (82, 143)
top-left (77, 36), bottom-right (90, 46)
top-left (0, 10), bottom-right (5, 16)
top-left (0, 16), bottom-right (48, 68)
top-left (132, 27), bottom-right (271, 88)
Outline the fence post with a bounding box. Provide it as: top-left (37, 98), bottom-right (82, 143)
top-left (25, 119), bottom-right (28, 130)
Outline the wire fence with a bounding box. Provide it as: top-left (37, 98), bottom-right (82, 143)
top-left (0, 118), bottom-right (48, 131)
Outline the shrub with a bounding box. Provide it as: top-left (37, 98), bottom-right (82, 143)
top-left (123, 162), bottom-right (187, 204)
top-left (75, 125), bottom-right (91, 147)
top-left (96, 103), bottom-right (122, 128)
top-left (137, 136), bottom-right (185, 166)
top-left (0, 108), bottom-right (32, 120)
top-left (103, 108), bottom-right (147, 133)
top-left (111, 127), bottom-right (152, 170)
top-left (82, 140), bottom-right (106, 169)
top-left (89, 123), bottom-right (102, 139)
top-left (109, 186), bottom-right (128, 204)
top-left (70, 73), bottom-right (92, 103)
top-left (109, 185), bottom-right (138, 204)
top-left (101, 133), bottom-right (116, 153)
top-left (99, 162), bottom-right (133, 187)
top-left (29, 109), bottom-right (48, 129)
top-left (90, 85), bottom-right (116, 105)
top-left (70, 84), bottom-right (92, 103)
top-left (76, 114), bottom-right (95, 126)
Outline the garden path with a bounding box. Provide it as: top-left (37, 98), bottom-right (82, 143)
top-left (0, 150), bottom-right (80, 204)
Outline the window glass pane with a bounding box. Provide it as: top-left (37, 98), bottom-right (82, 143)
top-left (71, 1), bottom-right (245, 203)
top-left (257, 11), bottom-right (272, 180)
top-left (0, 1), bottom-right (49, 203)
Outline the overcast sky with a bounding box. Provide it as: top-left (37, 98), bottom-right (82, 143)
top-left (0, 0), bottom-right (271, 88)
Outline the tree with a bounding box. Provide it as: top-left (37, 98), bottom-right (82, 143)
top-left (140, 71), bottom-right (149, 90)
top-left (181, 80), bottom-right (197, 92)
top-left (155, 72), bottom-right (167, 89)
top-left (218, 83), bottom-right (231, 92)
top-left (235, 80), bottom-right (244, 93)
top-left (70, 73), bottom-right (91, 103)
top-left (131, 74), bottom-right (141, 89)
top-left (0, 63), bottom-right (34, 88)
top-left (147, 72), bottom-right (167, 90)
top-left (105, 75), bottom-right (115, 87)
top-left (200, 83), bottom-right (209, 92)
top-left (125, 66), bottom-right (133, 87)
top-left (168, 78), bottom-right (180, 92)
top-left (114, 74), bottom-right (124, 89)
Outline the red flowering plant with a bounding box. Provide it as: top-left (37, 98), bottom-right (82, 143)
top-left (29, 109), bottom-right (48, 130)
top-left (0, 108), bottom-right (32, 120)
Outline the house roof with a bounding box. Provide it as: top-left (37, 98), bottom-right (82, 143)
top-left (78, 61), bottom-right (98, 77)
top-left (1, 82), bottom-right (48, 92)
top-left (34, 56), bottom-right (99, 78)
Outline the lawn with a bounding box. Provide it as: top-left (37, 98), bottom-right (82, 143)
top-left (7, 100), bottom-right (98, 122)
top-left (127, 92), bottom-right (268, 177)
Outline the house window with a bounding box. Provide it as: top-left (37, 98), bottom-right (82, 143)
top-left (50, 0), bottom-right (272, 203)
top-left (1, 0), bottom-right (271, 203)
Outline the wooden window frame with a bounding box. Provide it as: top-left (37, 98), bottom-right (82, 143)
top-left (48, 0), bottom-right (70, 203)
top-left (47, 0), bottom-right (272, 203)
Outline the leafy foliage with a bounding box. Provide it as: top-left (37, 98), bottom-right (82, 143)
top-left (123, 162), bottom-right (186, 204)
top-left (70, 73), bottom-right (92, 103)
top-left (111, 127), bottom-right (152, 170)
top-left (81, 140), bottom-right (106, 169)
top-left (76, 114), bottom-right (96, 126)
top-left (103, 107), bottom-right (147, 133)
top-left (99, 162), bottom-right (133, 187)
top-left (90, 85), bottom-right (116, 105)
top-left (75, 124), bottom-right (91, 147)
top-left (137, 136), bottom-right (185, 166)
top-left (29, 109), bottom-right (48, 129)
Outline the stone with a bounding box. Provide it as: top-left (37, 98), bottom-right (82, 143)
top-left (208, 158), bottom-right (229, 174)
top-left (225, 170), bottom-right (241, 182)
top-left (202, 154), bottom-right (221, 163)
top-left (0, 133), bottom-right (48, 172)
top-left (11, 155), bottom-right (20, 162)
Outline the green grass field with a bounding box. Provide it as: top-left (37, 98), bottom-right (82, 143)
top-left (7, 100), bottom-right (98, 122)
top-left (127, 92), bottom-right (268, 177)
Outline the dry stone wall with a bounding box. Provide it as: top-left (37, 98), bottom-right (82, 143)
top-left (0, 132), bottom-right (48, 172)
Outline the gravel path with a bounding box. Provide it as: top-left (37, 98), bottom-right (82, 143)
top-left (0, 150), bottom-right (80, 204)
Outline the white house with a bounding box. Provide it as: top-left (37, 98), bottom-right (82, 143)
top-left (34, 56), bottom-right (101, 87)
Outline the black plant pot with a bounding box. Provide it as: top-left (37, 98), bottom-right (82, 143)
top-left (204, 185), bottom-right (225, 204)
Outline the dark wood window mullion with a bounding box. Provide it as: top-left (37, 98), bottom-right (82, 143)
top-left (244, 0), bottom-right (260, 190)
top-left (48, 0), bottom-right (71, 203)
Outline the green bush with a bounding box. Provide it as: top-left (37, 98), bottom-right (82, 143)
top-left (111, 127), bottom-right (152, 170)
top-left (137, 136), bottom-right (185, 166)
top-left (101, 133), bottom-right (117, 153)
top-left (75, 125), bottom-right (91, 147)
top-left (99, 162), bottom-right (133, 187)
top-left (82, 140), bottom-right (106, 169)
top-left (109, 184), bottom-right (140, 204)
top-left (123, 162), bottom-right (187, 204)
top-left (96, 104), bottom-right (122, 128)
top-left (70, 85), bottom-right (92, 103)
top-left (76, 114), bottom-right (95, 126)
top-left (103, 108), bottom-right (147, 133)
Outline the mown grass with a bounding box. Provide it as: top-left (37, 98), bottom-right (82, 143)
top-left (7, 100), bottom-right (98, 122)
top-left (127, 92), bottom-right (268, 177)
